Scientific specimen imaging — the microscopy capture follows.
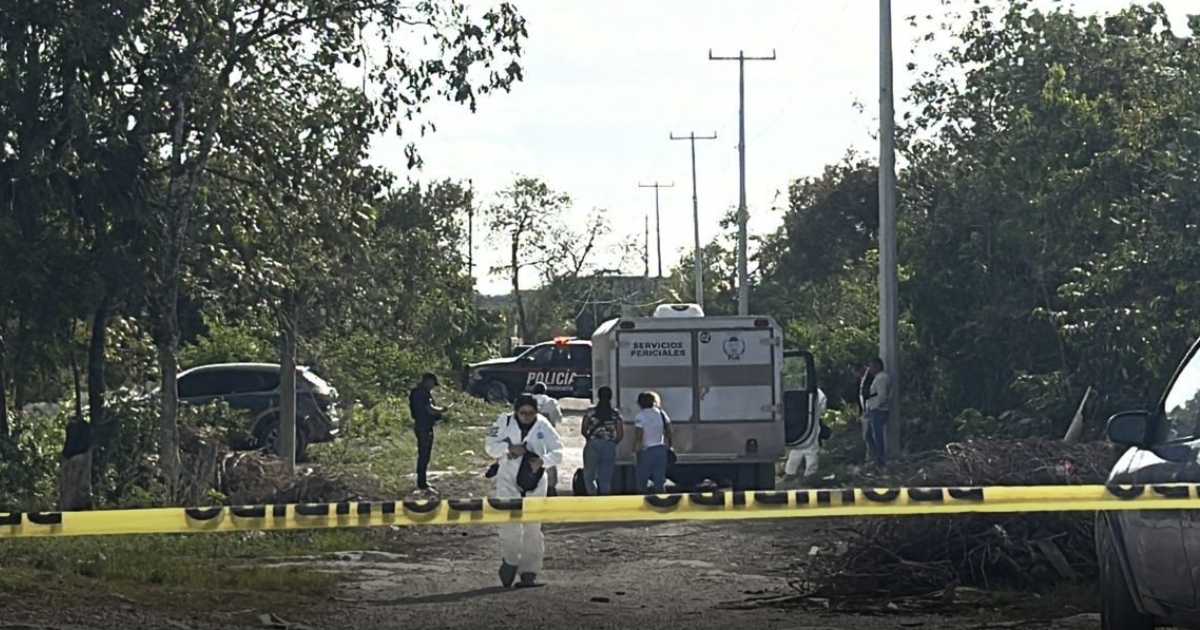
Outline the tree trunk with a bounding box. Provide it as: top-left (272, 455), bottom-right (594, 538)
top-left (511, 235), bottom-right (528, 342)
top-left (0, 331), bottom-right (9, 439)
top-left (88, 296), bottom-right (120, 489)
top-left (277, 293), bottom-right (298, 472)
top-left (13, 311), bottom-right (27, 411)
top-left (88, 296), bottom-right (110, 426)
top-left (61, 335), bottom-right (93, 511)
top-left (157, 276), bottom-right (182, 499)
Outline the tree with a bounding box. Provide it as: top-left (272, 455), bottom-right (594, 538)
top-left (757, 155), bottom-right (879, 292)
top-left (106, 0), bottom-right (528, 490)
top-left (900, 1), bottom-right (1200, 424)
top-left (662, 208), bottom-right (741, 315)
top-left (0, 0), bottom-right (156, 507)
top-left (488, 177), bottom-right (572, 341)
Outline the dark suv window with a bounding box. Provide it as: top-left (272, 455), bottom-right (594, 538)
top-left (179, 371), bottom-right (235, 397)
top-left (180, 369), bottom-right (280, 397)
top-left (570, 345), bottom-right (591, 369)
top-left (249, 371), bottom-right (281, 392)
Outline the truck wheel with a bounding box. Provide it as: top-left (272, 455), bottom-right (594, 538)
top-left (254, 415), bottom-right (310, 461)
top-left (1096, 513), bottom-right (1154, 630)
top-left (483, 381), bottom-right (510, 404)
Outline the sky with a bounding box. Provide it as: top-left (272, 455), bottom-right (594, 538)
top-left (368, 0), bottom-right (1196, 296)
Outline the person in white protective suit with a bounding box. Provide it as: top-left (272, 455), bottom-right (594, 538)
top-left (529, 382), bottom-right (563, 495)
top-left (783, 387), bottom-right (827, 485)
top-left (485, 394), bottom-right (564, 588)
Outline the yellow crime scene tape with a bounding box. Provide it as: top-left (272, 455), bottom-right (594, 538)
top-left (2, 483), bottom-right (1198, 539)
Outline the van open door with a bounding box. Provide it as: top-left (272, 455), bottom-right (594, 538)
top-left (782, 350), bottom-right (817, 447)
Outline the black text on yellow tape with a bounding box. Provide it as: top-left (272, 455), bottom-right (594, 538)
top-left (3, 484), bottom-right (1199, 539)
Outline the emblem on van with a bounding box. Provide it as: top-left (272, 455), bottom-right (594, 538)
top-left (723, 336), bottom-right (746, 361)
top-left (699, 331), bottom-right (712, 344)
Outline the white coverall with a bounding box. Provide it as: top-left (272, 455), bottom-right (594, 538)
top-left (484, 412), bottom-right (564, 575)
top-left (785, 388), bottom-right (827, 479)
top-left (531, 393), bottom-right (564, 492)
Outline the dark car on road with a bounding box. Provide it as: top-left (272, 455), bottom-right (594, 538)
top-left (464, 338), bottom-right (592, 403)
top-left (1099, 335), bottom-right (1200, 629)
top-left (177, 362), bottom-right (340, 458)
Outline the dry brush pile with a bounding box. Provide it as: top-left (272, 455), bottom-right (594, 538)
top-left (796, 439), bottom-right (1123, 598)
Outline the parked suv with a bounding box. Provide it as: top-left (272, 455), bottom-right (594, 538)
top-left (177, 363), bottom-right (340, 458)
top-left (1099, 335), bottom-right (1200, 629)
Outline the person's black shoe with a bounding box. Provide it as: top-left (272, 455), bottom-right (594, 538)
top-left (484, 462), bottom-right (499, 479)
top-left (547, 485), bottom-right (558, 497)
top-left (499, 562), bottom-right (518, 588)
top-left (515, 572), bottom-right (541, 588)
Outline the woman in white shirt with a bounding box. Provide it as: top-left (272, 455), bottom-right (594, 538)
top-left (633, 391), bottom-right (672, 493)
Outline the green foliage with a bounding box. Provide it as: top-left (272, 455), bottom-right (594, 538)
top-left (309, 332), bottom-right (437, 408)
top-left (0, 407), bottom-right (65, 512)
top-left (901, 1), bottom-right (1200, 423)
top-left (742, 2), bottom-right (1200, 456)
top-left (0, 0), bottom-right (526, 508)
top-left (179, 316), bottom-right (276, 369)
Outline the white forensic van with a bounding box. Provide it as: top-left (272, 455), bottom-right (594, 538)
top-left (589, 303), bottom-right (819, 492)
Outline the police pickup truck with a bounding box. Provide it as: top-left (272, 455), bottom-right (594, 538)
top-left (464, 337), bottom-right (592, 403)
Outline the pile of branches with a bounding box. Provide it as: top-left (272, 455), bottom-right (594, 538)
top-left (178, 424), bottom-right (384, 506)
top-left (799, 439), bottom-right (1122, 598)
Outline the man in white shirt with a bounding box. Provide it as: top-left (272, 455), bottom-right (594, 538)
top-left (529, 382), bottom-right (563, 494)
top-left (863, 358), bottom-right (891, 468)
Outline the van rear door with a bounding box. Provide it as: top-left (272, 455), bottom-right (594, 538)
top-left (697, 328), bottom-right (776, 422)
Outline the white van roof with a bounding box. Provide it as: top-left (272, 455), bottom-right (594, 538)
top-left (653, 303), bottom-right (705, 318)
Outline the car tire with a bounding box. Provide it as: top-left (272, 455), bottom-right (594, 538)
top-left (484, 381), bottom-right (510, 404)
top-left (1096, 513), bottom-right (1155, 630)
top-left (254, 415), bottom-right (310, 462)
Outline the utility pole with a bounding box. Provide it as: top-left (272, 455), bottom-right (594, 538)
top-left (670, 132), bottom-right (717, 309)
top-left (879, 0), bottom-right (900, 454)
top-left (637, 181), bottom-right (674, 278)
top-left (643, 214), bottom-right (650, 277)
top-left (466, 178), bottom-right (474, 279)
top-left (709, 49), bottom-right (776, 316)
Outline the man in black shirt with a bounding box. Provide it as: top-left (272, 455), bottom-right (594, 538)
top-left (409, 373), bottom-right (448, 493)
